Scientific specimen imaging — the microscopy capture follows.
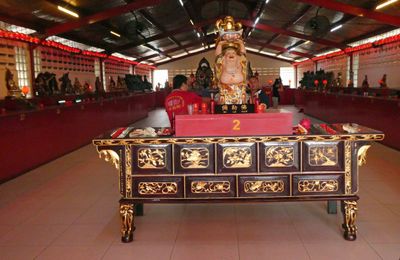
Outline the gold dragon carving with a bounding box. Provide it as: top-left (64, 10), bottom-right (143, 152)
top-left (191, 181), bottom-right (231, 193)
top-left (357, 145), bottom-right (371, 166)
top-left (309, 145), bottom-right (338, 166)
top-left (223, 147), bottom-right (252, 168)
top-left (137, 148), bottom-right (166, 169)
top-left (244, 180), bottom-right (284, 193)
top-left (180, 148), bottom-right (209, 168)
top-left (343, 200), bottom-right (358, 238)
top-left (265, 146), bottom-right (294, 167)
top-left (298, 180), bottom-right (338, 192)
top-left (119, 204), bottom-right (134, 240)
top-left (98, 149), bottom-right (120, 170)
top-left (138, 182), bottom-right (178, 195)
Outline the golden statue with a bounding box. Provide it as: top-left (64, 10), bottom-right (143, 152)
top-left (215, 16), bottom-right (247, 104)
top-left (5, 68), bottom-right (21, 98)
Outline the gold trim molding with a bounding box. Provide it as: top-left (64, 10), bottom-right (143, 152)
top-left (93, 133), bottom-right (384, 146)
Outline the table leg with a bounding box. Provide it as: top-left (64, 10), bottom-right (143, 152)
top-left (135, 203), bottom-right (144, 216)
top-left (119, 202), bottom-right (135, 243)
top-left (342, 200), bottom-right (358, 241)
top-left (327, 200), bottom-right (337, 214)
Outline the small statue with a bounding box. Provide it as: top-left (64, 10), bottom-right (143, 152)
top-left (336, 72), bottom-right (343, 88)
top-left (73, 77), bottom-right (83, 94)
top-left (59, 73), bottom-right (73, 94)
top-left (379, 74), bottom-right (387, 88)
top-left (5, 68), bottom-right (21, 98)
top-left (194, 58), bottom-right (214, 90)
top-left (215, 16), bottom-right (247, 104)
top-left (95, 77), bottom-right (103, 93)
top-left (108, 76), bottom-right (116, 91)
top-left (117, 76), bottom-right (128, 90)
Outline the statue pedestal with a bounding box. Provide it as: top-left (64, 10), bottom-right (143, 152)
top-left (175, 109), bottom-right (293, 137)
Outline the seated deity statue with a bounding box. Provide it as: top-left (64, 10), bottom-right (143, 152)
top-left (5, 68), bottom-right (21, 97)
top-left (214, 16), bottom-right (247, 104)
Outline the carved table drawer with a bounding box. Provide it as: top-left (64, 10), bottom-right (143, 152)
top-left (292, 174), bottom-right (344, 196)
top-left (217, 143), bottom-right (257, 173)
top-left (185, 176), bottom-right (236, 198)
top-left (238, 175), bottom-right (289, 197)
top-left (302, 141), bottom-right (344, 171)
top-left (132, 177), bottom-right (183, 198)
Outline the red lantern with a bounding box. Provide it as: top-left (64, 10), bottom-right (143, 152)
top-left (21, 86), bottom-right (29, 95)
top-left (322, 79), bottom-right (328, 85)
top-left (314, 80), bottom-right (319, 86)
top-left (268, 80), bottom-right (273, 85)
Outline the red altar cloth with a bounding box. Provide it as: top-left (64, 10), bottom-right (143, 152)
top-left (175, 109), bottom-right (293, 137)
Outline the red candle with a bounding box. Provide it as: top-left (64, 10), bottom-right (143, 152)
top-left (193, 103), bottom-right (199, 113)
top-left (210, 100), bottom-right (215, 114)
top-left (254, 98), bottom-right (259, 113)
top-left (201, 102), bottom-right (207, 114)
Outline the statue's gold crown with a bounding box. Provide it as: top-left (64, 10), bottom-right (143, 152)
top-left (216, 16), bottom-right (242, 33)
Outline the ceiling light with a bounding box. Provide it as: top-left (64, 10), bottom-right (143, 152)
top-left (254, 17), bottom-right (260, 25)
top-left (288, 47), bottom-right (295, 52)
top-left (248, 30), bottom-right (253, 37)
top-left (196, 32), bottom-right (201, 38)
top-left (190, 19), bottom-right (194, 26)
top-left (260, 51), bottom-right (276, 56)
top-left (110, 31), bottom-right (121, 37)
top-left (156, 57), bottom-right (171, 63)
top-left (376, 0), bottom-right (399, 10)
top-left (277, 55), bottom-right (294, 61)
top-left (178, 0), bottom-right (184, 6)
top-left (57, 6), bottom-right (79, 18)
top-left (330, 24), bottom-right (342, 32)
top-left (304, 40), bottom-right (311, 44)
top-left (209, 43), bottom-right (216, 48)
top-left (245, 47), bottom-right (260, 52)
top-left (188, 47), bottom-right (204, 54)
top-left (265, 0), bottom-right (270, 3)
top-left (172, 52), bottom-right (187, 59)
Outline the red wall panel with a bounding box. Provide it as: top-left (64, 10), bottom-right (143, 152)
top-left (0, 93), bottom-right (156, 183)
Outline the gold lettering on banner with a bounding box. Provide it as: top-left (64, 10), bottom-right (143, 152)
top-left (265, 146), bottom-right (294, 167)
top-left (223, 147), bottom-right (252, 168)
top-left (137, 148), bottom-right (166, 169)
top-left (298, 180), bottom-right (338, 192)
top-left (125, 146), bottom-right (132, 197)
top-left (244, 180), bottom-right (284, 193)
top-left (357, 145), bottom-right (371, 166)
top-left (180, 148), bottom-right (209, 168)
top-left (309, 145), bottom-right (338, 166)
top-left (138, 182), bottom-right (178, 195)
top-left (98, 150), bottom-right (120, 170)
top-left (191, 181), bottom-right (230, 193)
top-left (344, 141), bottom-right (352, 194)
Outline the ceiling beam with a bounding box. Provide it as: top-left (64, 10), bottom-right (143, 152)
top-left (43, 0), bottom-right (166, 38)
top-left (240, 19), bottom-right (347, 49)
top-left (155, 45), bottom-right (292, 66)
top-left (0, 13), bottom-right (44, 33)
top-left (111, 17), bottom-right (222, 53)
top-left (262, 4), bottom-right (312, 48)
top-left (244, 0), bottom-right (267, 39)
top-left (293, 0), bottom-right (400, 27)
top-left (247, 38), bottom-right (314, 59)
top-left (139, 9), bottom-right (186, 52)
top-left (136, 35), bottom-right (216, 62)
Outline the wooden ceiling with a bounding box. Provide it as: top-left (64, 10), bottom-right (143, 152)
top-left (0, 0), bottom-right (398, 64)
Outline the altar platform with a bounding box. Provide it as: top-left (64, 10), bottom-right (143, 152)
top-left (1, 107), bottom-right (399, 259)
